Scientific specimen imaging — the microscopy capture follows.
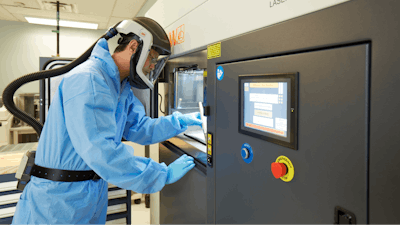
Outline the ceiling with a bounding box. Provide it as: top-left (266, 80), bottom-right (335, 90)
top-left (0, 0), bottom-right (150, 30)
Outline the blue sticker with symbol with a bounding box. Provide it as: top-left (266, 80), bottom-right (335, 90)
top-left (241, 143), bottom-right (253, 164)
top-left (217, 66), bottom-right (224, 81)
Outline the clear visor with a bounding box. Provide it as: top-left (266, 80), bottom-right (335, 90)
top-left (142, 54), bottom-right (169, 86)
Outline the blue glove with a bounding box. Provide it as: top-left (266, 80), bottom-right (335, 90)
top-left (166, 154), bottom-right (195, 184)
top-left (176, 112), bottom-right (203, 127)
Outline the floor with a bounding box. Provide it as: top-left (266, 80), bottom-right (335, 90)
top-left (131, 193), bottom-right (150, 224)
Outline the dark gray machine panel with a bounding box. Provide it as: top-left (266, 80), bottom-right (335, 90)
top-left (214, 44), bottom-right (368, 223)
top-left (160, 48), bottom-right (208, 224)
top-left (159, 143), bottom-right (206, 224)
top-left (207, 0), bottom-right (400, 223)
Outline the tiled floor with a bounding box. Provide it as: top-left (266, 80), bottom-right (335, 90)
top-left (131, 194), bottom-right (150, 224)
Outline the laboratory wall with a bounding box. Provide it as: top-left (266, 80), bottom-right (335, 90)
top-left (0, 20), bottom-right (119, 96)
top-left (145, 0), bottom-right (350, 56)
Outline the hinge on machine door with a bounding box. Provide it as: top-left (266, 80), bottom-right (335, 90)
top-left (335, 206), bottom-right (357, 224)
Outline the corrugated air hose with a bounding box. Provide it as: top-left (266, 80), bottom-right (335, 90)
top-left (1, 23), bottom-right (121, 137)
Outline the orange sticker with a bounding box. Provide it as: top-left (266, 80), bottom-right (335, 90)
top-left (168, 24), bottom-right (185, 46)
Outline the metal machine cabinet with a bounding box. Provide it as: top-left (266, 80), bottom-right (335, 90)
top-left (216, 44), bottom-right (368, 224)
top-left (206, 0), bottom-right (400, 223)
top-left (106, 184), bottom-right (132, 224)
top-left (156, 48), bottom-right (208, 224)
top-left (159, 139), bottom-right (207, 224)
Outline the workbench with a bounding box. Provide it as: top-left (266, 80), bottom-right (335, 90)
top-left (9, 126), bottom-right (37, 144)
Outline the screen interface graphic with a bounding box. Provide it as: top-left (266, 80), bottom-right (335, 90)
top-left (243, 82), bottom-right (288, 137)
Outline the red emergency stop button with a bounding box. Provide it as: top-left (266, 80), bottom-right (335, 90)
top-left (271, 162), bottom-right (287, 179)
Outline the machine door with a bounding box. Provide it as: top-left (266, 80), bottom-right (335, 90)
top-left (215, 44), bottom-right (369, 223)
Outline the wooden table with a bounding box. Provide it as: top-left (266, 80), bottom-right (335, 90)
top-left (9, 126), bottom-right (36, 144)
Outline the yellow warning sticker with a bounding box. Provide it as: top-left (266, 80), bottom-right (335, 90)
top-left (203, 70), bottom-right (208, 77)
top-left (207, 42), bottom-right (221, 59)
top-left (207, 133), bottom-right (213, 156)
top-left (276, 155), bottom-right (295, 182)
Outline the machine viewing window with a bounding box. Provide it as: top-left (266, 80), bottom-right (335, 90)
top-left (239, 73), bottom-right (298, 149)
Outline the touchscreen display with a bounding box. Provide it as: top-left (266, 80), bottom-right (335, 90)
top-left (243, 82), bottom-right (288, 137)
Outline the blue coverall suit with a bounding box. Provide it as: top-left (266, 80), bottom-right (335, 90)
top-left (12, 38), bottom-right (191, 224)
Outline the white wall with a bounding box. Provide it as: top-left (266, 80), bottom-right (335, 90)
top-left (0, 20), bottom-right (119, 96)
top-left (146, 0), bottom-right (351, 56)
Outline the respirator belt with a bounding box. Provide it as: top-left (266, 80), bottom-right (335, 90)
top-left (31, 164), bottom-right (101, 182)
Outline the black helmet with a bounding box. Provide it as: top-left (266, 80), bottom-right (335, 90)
top-left (132, 17), bottom-right (171, 55)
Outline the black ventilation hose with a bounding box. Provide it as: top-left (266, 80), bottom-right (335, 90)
top-left (2, 22), bottom-right (121, 137)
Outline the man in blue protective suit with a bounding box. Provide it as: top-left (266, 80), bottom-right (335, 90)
top-left (12, 17), bottom-right (201, 224)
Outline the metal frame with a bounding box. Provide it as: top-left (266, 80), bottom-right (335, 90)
top-left (39, 57), bottom-right (74, 124)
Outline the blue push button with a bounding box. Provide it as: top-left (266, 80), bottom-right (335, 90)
top-left (241, 143), bottom-right (253, 164)
top-left (241, 148), bottom-right (249, 159)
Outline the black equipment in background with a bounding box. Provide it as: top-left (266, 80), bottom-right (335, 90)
top-left (39, 57), bottom-right (74, 124)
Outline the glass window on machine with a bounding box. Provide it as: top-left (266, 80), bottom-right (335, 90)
top-left (171, 68), bottom-right (206, 115)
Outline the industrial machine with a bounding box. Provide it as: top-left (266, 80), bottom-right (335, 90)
top-left (158, 0), bottom-right (400, 224)
top-left (205, 0), bottom-right (400, 224)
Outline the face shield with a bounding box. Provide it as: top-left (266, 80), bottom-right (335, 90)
top-left (128, 45), bottom-right (170, 90)
top-left (116, 19), bottom-right (171, 90)
top-left (136, 47), bottom-right (170, 90)
top-left (146, 53), bottom-right (170, 85)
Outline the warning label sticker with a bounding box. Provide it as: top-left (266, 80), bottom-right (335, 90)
top-left (207, 42), bottom-right (221, 59)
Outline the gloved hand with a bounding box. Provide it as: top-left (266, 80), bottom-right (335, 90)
top-left (176, 112), bottom-right (203, 127)
top-left (166, 154), bottom-right (195, 185)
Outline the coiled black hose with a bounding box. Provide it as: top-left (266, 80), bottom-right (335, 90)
top-left (2, 23), bottom-right (121, 137)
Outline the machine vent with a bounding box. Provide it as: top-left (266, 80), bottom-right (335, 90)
top-left (39, 1), bottom-right (78, 13)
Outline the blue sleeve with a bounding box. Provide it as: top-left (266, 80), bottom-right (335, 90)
top-left (63, 72), bottom-right (168, 194)
top-left (122, 94), bottom-right (187, 145)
